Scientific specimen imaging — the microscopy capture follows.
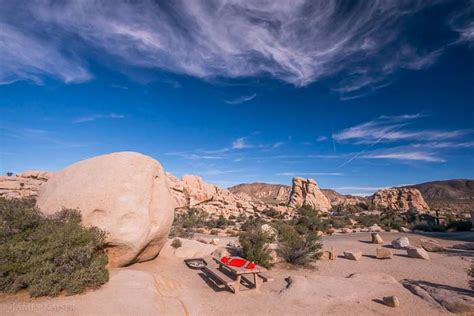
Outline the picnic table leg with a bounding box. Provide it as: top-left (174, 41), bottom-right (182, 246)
top-left (253, 273), bottom-right (260, 291)
top-left (233, 275), bottom-right (241, 294)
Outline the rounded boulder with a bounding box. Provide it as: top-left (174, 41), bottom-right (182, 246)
top-left (36, 152), bottom-right (175, 267)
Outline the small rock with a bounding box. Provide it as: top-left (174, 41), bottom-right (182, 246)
top-left (212, 247), bottom-right (230, 258)
top-left (369, 224), bottom-right (383, 232)
top-left (392, 237), bottom-right (410, 249)
top-left (344, 250), bottom-right (362, 261)
top-left (371, 233), bottom-right (384, 244)
top-left (196, 238), bottom-right (209, 244)
top-left (400, 227), bottom-right (412, 233)
top-left (342, 228), bottom-right (353, 233)
top-left (406, 247), bottom-right (430, 260)
top-left (210, 238), bottom-right (220, 246)
top-left (383, 295), bottom-right (400, 308)
top-left (376, 248), bottom-right (393, 259)
top-left (321, 247), bottom-right (336, 261)
top-left (421, 239), bottom-right (444, 252)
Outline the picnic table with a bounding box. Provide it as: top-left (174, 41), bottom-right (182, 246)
top-left (202, 257), bottom-right (272, 294)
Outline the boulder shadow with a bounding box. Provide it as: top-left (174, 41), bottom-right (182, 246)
top-left (358, 240), bottom-right (373, 244)
top-left (394, 253), bottom-right (410, 258)
top-left (372, 298), bottom-right (385, 306)
top-left (362, 254), bottom-right (377, 259)
top-left (382, 244), bottom-right (396, 249)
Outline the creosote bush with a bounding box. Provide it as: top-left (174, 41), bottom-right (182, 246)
top-left (0, 197), bottom-right (109, 297)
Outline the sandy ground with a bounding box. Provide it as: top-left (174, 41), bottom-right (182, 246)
top-left (1, 232), bottom-right (473, 315)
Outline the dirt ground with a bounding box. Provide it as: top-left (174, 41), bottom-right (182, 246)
top-left (1, 232), bottom-right (473, 315)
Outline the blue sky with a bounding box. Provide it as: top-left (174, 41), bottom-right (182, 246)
top-left (0, 1), bottom-right (473, 195)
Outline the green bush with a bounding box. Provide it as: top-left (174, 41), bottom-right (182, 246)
top-left (239, 225), bottom-right (273, 269)
top-left (276, 223), bottom-right (322, 266)
top-left (446, 220), bottom-right (472, 232)
top-left (0, 198), bottom-right (108, 297)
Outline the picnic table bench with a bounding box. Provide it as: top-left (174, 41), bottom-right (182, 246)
top-left (201, 257), bottom-right (272, 294)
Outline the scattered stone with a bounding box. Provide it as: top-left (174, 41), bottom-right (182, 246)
top-left (369, 224), bottom-right (383, 232)
top-left (421, 239), bottom-right (444, 252)
top-left (196, 238), bottom-right (209, 244)
top-left (212, 247), bottom-right (230, 258)
top-left (392, 237), bottom-right (410, 249)
top-left (382, 295), bottom-right (400, 308)
top-left (376, 248), bottom-right (393, 259)
top-left (321, 247), bottom-right (336, 261)
top-left (400, 227), bottom-right (412, 233)
top-left (210, 238), bottom-right (220, 246)
top-left (406, 247), bottom-right (430, 260)
top-left (342, 228), bottom-right (353, 234)
top-left (344, 250), bottom-right (362, 261)
top-left (371, 233), bottom-right (384, 244)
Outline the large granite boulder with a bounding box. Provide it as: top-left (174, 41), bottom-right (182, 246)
top-left (288, 177), bottom-right (331, 211)
top-left (36, 152), bottom-right (175, 267)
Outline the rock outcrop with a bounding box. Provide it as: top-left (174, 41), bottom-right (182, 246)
top-left (288, 177), bottom-right (331, 211)
top-left (166, 173), bottom-right (282, 216)
top-left (0, 171), bottom-right (52, 199)
top-left (371, 188), bottom-right (429, 211)
top-left (228, 183), bottom-right (291, 205)
top-left (36, 152), bottom-right (175, 267)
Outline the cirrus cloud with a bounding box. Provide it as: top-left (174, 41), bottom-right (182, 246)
top-left (0, 1), bottom-right (473, 97)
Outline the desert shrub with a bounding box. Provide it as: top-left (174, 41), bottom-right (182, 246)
top-left (446, 220), bottom-right (472, 232)
top-left (380, 209), bottom-right (405, 230)
top-left (169, 226), bottom-right (194, 238)
top-left (412, 223), bottom-right (446, 232)
top-left (0, 198), bottom-right (108, 297)
top-left (293, 207), bottom-right (329, 234)
top-left (171, 238), bottom-right (182, 248)
top-left (6, 172), bottom-right (13, 177)
top-left (239, 225), bottom-right (273, 269)
top-left (328, 216), bottom-right (351, 229)
top-left (356, 214), bottom-right (381, 227)
top-left (262, 209), bottom-right (281, 218)
top-left (210, 229), bottom-right (219, 235)
top-left (276, 223), bottom-right (322, 266)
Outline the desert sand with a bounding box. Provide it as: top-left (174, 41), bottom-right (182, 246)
top-left (1, 232), bottom-right (473, 316)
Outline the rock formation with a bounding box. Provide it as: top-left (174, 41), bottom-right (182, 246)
top-left (36, 152), bottom-right (175, 267)
top-left (288, 177), bottom-right (331, 211)
top-left (228, 183), bottom-right (291, 205)
top-left (165, 173), bottom-right (278, 216)
top-left (0, 171), bottom-right (52, 199)
top-left (371, 188), bottom-right (429, 211)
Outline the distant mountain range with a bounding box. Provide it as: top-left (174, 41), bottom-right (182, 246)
top-left (401, 179), bottom-right (474, 211)
top-left (229, 179), bottom-right (474, 211)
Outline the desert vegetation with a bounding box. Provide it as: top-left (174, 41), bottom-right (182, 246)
top-left (0, 198), bottom-right (109, 297)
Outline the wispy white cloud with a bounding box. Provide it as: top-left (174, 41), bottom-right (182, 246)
top-left (232, 137), bottom-right (252, 149)
top-left (0, 22), bottom-right (90, 85)
top-left (316, 136), bottom-right (328, 142)
top-left (361, 151), bottom-right (445, 162)
top-left (277, 172), bottom-right (343, 176)
top-left (0, 1), bottom-right (472, 96)
top-left (74, 113), bottom-right (125, 123)
top-left (333, 113), bottom-right (466, 144)
top-left (225, 93), bottom-right (256, 105)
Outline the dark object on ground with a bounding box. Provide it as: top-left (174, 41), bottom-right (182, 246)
top-left (184, 258), bottom-right (207, 269)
